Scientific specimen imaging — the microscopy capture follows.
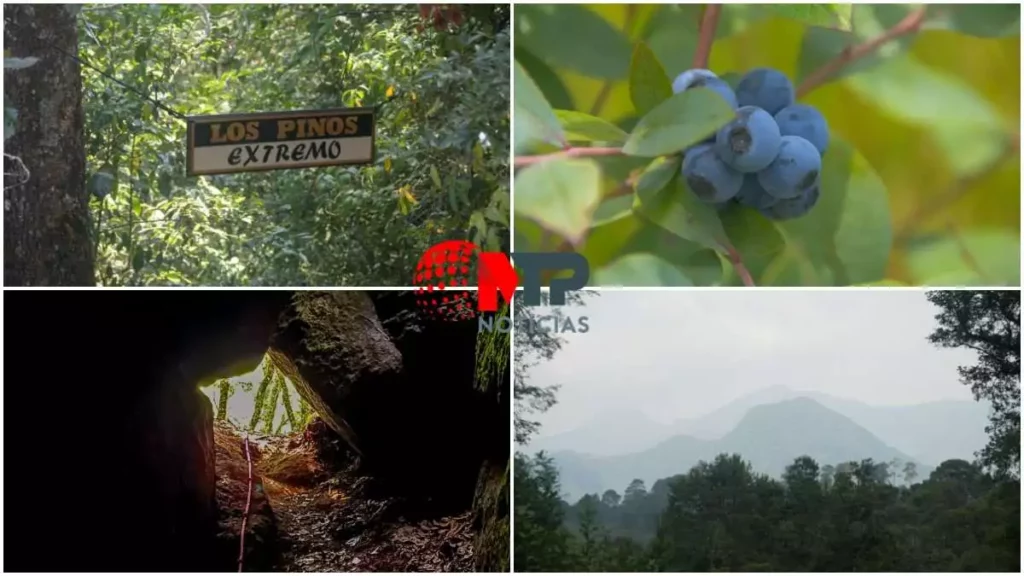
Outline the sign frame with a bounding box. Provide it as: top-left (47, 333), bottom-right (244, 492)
top-left (185, 106), bottom-right (377, 176)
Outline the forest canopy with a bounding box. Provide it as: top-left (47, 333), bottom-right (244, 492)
top-left (5, 4), bottom-right (510, 286)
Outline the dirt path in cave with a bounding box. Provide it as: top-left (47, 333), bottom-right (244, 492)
top-left (264, 478), bottom-right (350, 571)
top-left (215, 420), bottom-right (475, 572)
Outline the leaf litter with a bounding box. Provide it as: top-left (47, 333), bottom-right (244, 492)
top-left (215, 419), bottom-right (474, 572)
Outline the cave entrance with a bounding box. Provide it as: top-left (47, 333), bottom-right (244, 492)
top-left (7, 290), bottom-right (507, 573)
top-left (196, 349), bottom-right (354, 573)
top-left (188, 299), bottom-right (486, 573)
top-left (201, 351), bottom-right (312, 436)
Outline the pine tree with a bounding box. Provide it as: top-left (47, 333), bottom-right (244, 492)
top-left (215, 379), bottom-right (231, 421)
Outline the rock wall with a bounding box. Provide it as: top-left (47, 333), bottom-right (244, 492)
top-left (468, 305), bottom-right (512, 572)
top-left (3, 291), bottom-right (291, 571)
top-left (213, 421), bottom-right (277, 571)
top-left (268, 291), bottom-right (403, 461)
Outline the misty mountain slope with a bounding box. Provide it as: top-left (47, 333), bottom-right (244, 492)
top-left (551, 434), bottom-right (713, 501)
top-left (552, 397), bottom-right (930, 501)
top-left (672, 386), bottom-right (988, 465)
top-left (670, 384), bottom-right (799, 439)
top-left (717, 397), bottom-right (920, 477)
top-left (808, 396), bottom-right (989, 466)
top-left (530, 408), bottom-right (672, 457)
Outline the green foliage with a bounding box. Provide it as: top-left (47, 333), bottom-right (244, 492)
top-left (927, 290), bottom-right (1021, 479)
top-left (513, 452), bottom-right (576, 571)
top-left (515, 158), bottom-right (601, 244)
top-left (628, 42), bottom-right (672, 118)
top-left (517, 452), bottom-right (1021, 572)
top-left (514, 3), bottom-right (1020, 286)
top-left (215, 378), bottom-right (230, 420)
top-left (205, 352), bottom-right (312, 435)
top-left (622, 87), bottom-right (735, 157)
top-left (475, 301), bottom-right (511, 395)
top-left (515, 61), bottom-right (566, 154)
top-left (592, 252), bottom-right (693, 286)
top-left (81, 4), bottom-right (508, 285)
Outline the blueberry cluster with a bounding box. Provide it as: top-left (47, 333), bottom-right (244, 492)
top-left (672, 67), bottom-right (829, 221)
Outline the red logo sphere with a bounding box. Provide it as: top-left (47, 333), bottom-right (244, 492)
top-left (413, 240), bottom-right (478, 321)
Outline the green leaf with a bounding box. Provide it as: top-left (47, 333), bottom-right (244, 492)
top-left (643, 5), bottom-right (702, 77)
top-left (797, 5), bottom-right (920, 86)
top-left (580, 213), bottom-right (643, 269)
top-left (622, 221), bottom-right (727, 285)
top-left (623, 87), bottom-right (735, 157)
top-left (515, 4), bottom-right (633, 80)
top-left (925, 5), bottom-right (1020, 38)
top-left (514, 159), bottom-right (602, 245)
top-left (628, 42), bottom-right (672, 118)
top-left (713, 4), bottom-right (847, 38)
top-left (554, 110), bottom-right (628, 144)
top-left (720, 207), bottom-right (788, 285)
top-left (134, 43), bottom-right (149, 64)
top-left (430, 165), bottom-right (442, 189)
top-left (158, 172), bottom-right (173, 198)
top-left (842, 54), bottom-right (1010, 176)
top-left (769, 138), bottom-right (892, 285)
top-left (593, 253), bottom-right (693, 287)
top-left (514, 61), bottom-right (566, 154)
top-left (634, 157), bottom-right (728, 253)
top-left (4, 57), bottom-right (39, 69)
top-left (762, 4), bottom-right (844, 27)
top-left (591, 194), bottom-right (634, 227)
top-left (515, 47), bottom-right (575, 111)
top-left (906, 229), bottom-right (1020, 286)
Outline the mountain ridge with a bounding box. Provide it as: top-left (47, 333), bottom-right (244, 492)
top-left (531, 385), bottom-right (988, 466)
top-left (547, 396), bottom-right (933, 501)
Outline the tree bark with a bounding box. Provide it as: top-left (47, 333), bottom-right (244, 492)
top-left (4, 4), bottom-right (94, 286)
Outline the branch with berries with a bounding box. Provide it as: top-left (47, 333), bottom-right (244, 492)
top-left (514, 5), bottom-right (934, 287)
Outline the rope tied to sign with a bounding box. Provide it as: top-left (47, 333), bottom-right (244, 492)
top-left (238, 432), bottom-right (254, 572)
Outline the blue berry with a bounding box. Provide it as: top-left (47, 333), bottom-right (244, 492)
top-left (714, 106), bottom-right (781, 173)
top-left (681, 143), bottom-right (743, 204)
top-left (774, 104), bottom-right (830, 155)
top-left (760, 185), bottom-right (820, 221)
top-left (671, 69), bottom-right (738, 109)
top-left (735, 67), bottom-right (795, 115)
top-left (757, 136), bottom-right (821, 200)
top-left (672, 69), bottom-right (718, 93)
top-left (735, 175), bottom-right (778, 211)
top-left (695, 77), bottom-right (739, 109)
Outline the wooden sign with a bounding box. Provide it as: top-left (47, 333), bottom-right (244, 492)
top-left (186, 107), bottom-right (376, 176)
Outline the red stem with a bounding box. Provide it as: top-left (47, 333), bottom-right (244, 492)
top-left (514, 146), bottom-right (624, 168)
top-left (796, 7), bottom-right (927, 98)
top-left (692, 4), bottom-right (722, 69)
top-left (238, 434), bottom-right (254, 572)
top-left (725, 244), bottom-right (756, 287)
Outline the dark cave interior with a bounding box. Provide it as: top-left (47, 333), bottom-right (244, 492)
top-left (3, 290), bottom-right (508, 572)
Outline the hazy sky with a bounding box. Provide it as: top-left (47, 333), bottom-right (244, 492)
top-left (529, 290), bottom-right (980, 437)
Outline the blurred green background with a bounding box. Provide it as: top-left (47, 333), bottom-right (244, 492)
top-left (514, 4), bottom-right (1020, 286)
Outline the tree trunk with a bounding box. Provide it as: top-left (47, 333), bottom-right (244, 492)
top-left (216, 379), bottom-right (230, 421)
top-left (4, 4), bottom-right (93, 286)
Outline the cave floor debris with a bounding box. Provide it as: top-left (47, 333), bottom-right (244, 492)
top-left (219, 421), bottom-right (475, 572)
